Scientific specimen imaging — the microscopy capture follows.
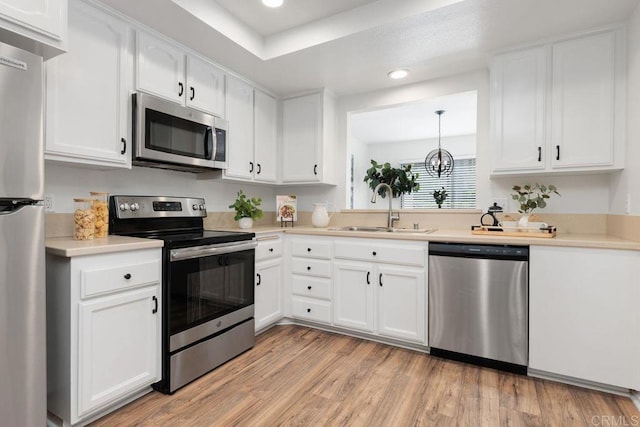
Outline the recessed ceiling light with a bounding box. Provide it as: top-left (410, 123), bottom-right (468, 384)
top-left (387, 69), bottom-right (409, 80)
top-left (262, 0), bottom-right (283, 7)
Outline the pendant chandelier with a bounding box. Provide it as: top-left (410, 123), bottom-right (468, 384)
top-left (424, 110), bottom-right (454, 178)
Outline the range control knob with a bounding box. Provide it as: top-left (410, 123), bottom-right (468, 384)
top-left (192, 204), bottom-right (199, 211)
top-left (130, 203), bottom-right (139, 211)
top-left (199, 204), bottom-right (205, 211)
top-left (119, 202), bottom-right (130, 211)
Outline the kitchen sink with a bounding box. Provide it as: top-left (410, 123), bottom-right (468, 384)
top-left (330, 226), bottom-right (436, 234)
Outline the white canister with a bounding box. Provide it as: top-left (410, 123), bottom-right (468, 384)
top-left (238, 217), bottom-right (253, 229)
top-left (311, 203), bottom-right (334, 228)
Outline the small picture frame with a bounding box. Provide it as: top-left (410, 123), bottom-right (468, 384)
top-left (276, 195), bottom-right (297, 222)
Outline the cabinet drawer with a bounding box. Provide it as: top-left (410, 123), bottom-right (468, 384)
top-left (292, 276), bottom-right (331, 300)
top-left (334, 240), bottom-right (425, 266)
top-left (291, 296), bottom-right (331, 324)
top-left (291, 240), bottom-right (332, 259)
top-left (80, 258), bottom-right (161, 299)
top-left (256, 237), bottom-right (283, 261)
top-left (292, 258), bottom-right (331, 278)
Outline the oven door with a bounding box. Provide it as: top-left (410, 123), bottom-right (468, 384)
top-left (167, 240), bottom-right (257, 351)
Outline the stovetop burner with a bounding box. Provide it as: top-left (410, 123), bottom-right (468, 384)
top-left (108, 195), bottom-right (255, 248)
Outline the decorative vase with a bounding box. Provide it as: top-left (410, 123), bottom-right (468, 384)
top-left (518, 214), bottom-right (531, 228)
top-left (238, 217), bottom-right (253, 229)
top-left (311, 203), bottom-right (334, 228)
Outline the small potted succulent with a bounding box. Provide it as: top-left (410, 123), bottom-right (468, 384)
top-left (511, 183), bottom-right (560, 226)
top-left (433, 187), bottom-right (448, 208)
top-left (229, 190), bottom-right (263, 229)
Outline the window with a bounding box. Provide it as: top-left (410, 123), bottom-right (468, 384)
top-left (401, 158), bottom-right (476, 209)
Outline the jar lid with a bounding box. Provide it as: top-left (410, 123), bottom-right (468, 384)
top-left (73, 198), bottom-right (93, 202)
top-left (90, 191), bottom-right (108, 195)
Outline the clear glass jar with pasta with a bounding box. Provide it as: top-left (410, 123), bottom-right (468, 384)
top-left (73, 198), bottom-right (95, 240)
top-left (90, 192), bottom-right (109, 237)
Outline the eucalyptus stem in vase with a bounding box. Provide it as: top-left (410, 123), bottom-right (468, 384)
top-left (511, 183), bottom-right (560, 227)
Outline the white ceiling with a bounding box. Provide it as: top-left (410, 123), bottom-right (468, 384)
top-left (215, 0), bottom-right (378, 37)
top-left (350, 91), bottom-right (478, 144)
top-left (99, 0), bottom-right (640, 97)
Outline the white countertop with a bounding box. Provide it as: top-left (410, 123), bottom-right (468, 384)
top-left (247, 226), bottom-right (640, 251)
top-left (46, 235), bottom-right (164, 257)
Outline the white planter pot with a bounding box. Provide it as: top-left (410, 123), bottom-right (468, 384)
top-left (238, 217), bottom-right (253, 229)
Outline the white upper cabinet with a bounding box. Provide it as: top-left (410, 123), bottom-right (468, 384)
top-left (281, 90), bottom-right (336, 184)
top-left (490, 28), bottom-right (625, 175)
top-left (45, 0), bottom-right (131, 168)
top-left (550, 32), bottom-right (619, 169)
top-left (491, 46), bottom-right (547, 172)
top-left (224, 75), bottom-right (255, 180)
top-left (137, 31), bottom-right (225, 116)
top-left (254, 90), bottom-right (278, 183)
top-left (0, 0), bottom-right (67, 58)
top-left (137, 31), bottom-right (185, 104)
top-left (186, 54), bottom-right (225, 117)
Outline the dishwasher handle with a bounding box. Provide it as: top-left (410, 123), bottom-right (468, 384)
top-left (429, 243), bottom-right (528, 261)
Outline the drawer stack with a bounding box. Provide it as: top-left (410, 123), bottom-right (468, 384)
top-left (289, 238), bottom-right (333, 324)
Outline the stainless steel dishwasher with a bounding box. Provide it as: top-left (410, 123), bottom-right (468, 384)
top-left (428, 243), bottom-right (528, 374)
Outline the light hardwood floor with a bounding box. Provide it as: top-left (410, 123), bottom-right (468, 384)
top-left (92, 325), bottom-right (640, 426)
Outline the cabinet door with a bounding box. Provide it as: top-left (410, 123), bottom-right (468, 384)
top-left (78, 286), bottom-right (160, 417)
top-left (255, 258), bottom-right (283, 331)
top-left (550, 31), bottom-right (616, 169)
top-left (333, 261), bottom-right (374, 332)
top-left (281, 93), bottom-right (322, 182)
top-left (45, 1), bottom-right (131, 168)
top-left (0, 0), bottom-right (65, 40)
top-left (376, 265), bottom-right (425, 343)
top-left (254, 90), bottom-right (278, 182)
top-left (224, 76), bottom-right (255, 180)
top-left (530, 246), bottom-right (640, 389)
top-left (491, 46), bottom-right (547, 172)
top-left (137, 31), bottom-right (185, 104)
top-left (186, 55), bottom-right (225, 116)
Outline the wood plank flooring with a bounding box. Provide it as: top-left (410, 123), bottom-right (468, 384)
top-left (91, 325), bottom-right (640, 426)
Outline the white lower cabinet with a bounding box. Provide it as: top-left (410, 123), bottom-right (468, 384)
top-left (255, 234), bottom-right (284, 331)
top-left (529, 246), bottom-right (640, 390)
top-left (333, 238), bottom-right (427, 344)
top-left (255, 258), bottom-right (283, 331)
top-left (78, 286), bottom-right (159, 417)
top-left (46, 248), bottom-right (162, 426)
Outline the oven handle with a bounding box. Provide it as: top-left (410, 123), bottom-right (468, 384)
top-left (170, 239), bottom-right (257, 262)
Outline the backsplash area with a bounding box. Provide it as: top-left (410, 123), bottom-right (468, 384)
top-left (46, 210), bottom-right (640, 240)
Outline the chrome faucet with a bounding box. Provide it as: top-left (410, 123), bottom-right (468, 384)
top-left (371, 183), bottom-right (400, 229)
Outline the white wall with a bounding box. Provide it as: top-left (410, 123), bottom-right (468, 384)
top-left (44, 163), bottom-right (277, 213)
top-left (610, 2), bottom-right (640, 215)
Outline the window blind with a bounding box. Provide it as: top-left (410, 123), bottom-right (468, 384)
top-left (401, 158), bottom-right (476, 209)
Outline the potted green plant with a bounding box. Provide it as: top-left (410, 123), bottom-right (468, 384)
top-left (511, 183), bottom-right (560, 226)
top-left (433, 187), bottom-right (448, 208)
top-left (363, 160), bottom-right (419, 198)
top-left (228, 190), bottom-right (263, 229)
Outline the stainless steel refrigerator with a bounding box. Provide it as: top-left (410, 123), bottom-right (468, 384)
top-left (0, 41), bottom-right (46, 426)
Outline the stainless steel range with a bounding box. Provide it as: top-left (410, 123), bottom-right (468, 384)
top-left (109, 195), bottom-right (257, 393)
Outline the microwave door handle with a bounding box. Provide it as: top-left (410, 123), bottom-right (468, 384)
top-left (205, 126), bottom-right (215, 160)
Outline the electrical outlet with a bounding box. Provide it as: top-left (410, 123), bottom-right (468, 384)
top-left (44, 194), bottom-right (54, 212)
top-left (626, 193), bottom-right (632, 215)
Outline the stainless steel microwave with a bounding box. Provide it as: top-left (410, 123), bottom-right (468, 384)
top-left (132, 93), bottom-right (227, 172)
